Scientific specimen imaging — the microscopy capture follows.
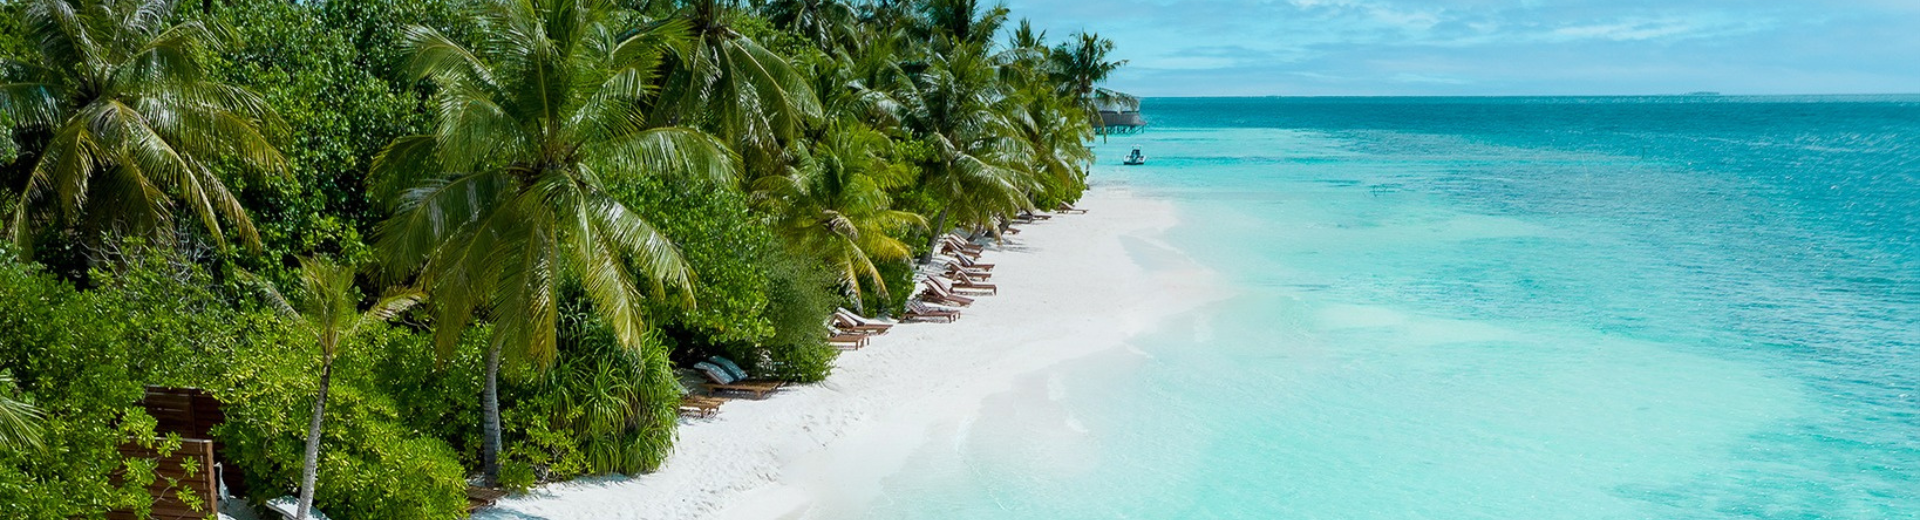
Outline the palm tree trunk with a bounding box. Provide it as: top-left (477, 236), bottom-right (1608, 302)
top-left (919, 205), bottom-right (951, 264)
top-left (296, 357), bottom-right (333, 520)
top-left (481, 343), bottom-right (503, 486)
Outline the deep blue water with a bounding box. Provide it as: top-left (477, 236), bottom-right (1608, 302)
top-left (848, 96), bottom-right (1920, 519)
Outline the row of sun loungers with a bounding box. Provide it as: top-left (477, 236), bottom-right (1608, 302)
top-left (674, 206), bottom-right (1085, 419)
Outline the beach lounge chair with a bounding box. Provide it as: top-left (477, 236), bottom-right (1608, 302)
top-left (679, 395), bottom-right (725, 418)
top-left (930, 276), bottom-right (993, 297)
top-left (467, 486), bottom-right (508, 513)
top-left (1020, 211), bottom-right (1053, 221)
top-left (942, 235), bottom-right (985, 254)
top-left (1056, 202), bottom-right (1087, 214)
top-left (944, 264), bottom-right (991, 280)
top-left (918, 280), bottom-right (975, 306)
top-left (942, 244), bottom-right (983, 259)
top-left (833, 308), bottom-right (894, 334)
top-left (947, 271), bottom-right (998, 294)
top-left (266, 496), bottom-right (334, 520)
top-left (829, 332), bottom-right (869, 350)
top-left (696, 357), bottom-right (787, 399)
top-left (674, 379), bottom-right (725, 418)
top-left (949, 254), bottom-right (995, 270)
top-left (902, 301), bottom-right (961, 322)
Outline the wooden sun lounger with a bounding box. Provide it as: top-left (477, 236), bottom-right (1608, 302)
top-left (941, 243), bottom-right (982, 259)
top-left (948, 272), bottom-right (998, 294)
top-left (833, 309), bottom-right (893, 334)
top-left (902, 301), bottom-right (960, 322)
top-left (829, 333), bottom-right (869, 350)
top-left (950, 254), bottom-right (994, 270)
top-left (467, 486), bottom-right (508, 513)
top-left (943, 236), bottom-right (985, 253)
top-left (919, 280), bottom-right (975, 306)
top-left (678, 395), bottom-right (725, 418)
top-left (1056, 203), bottom-right (1087, 214)
top-left (945, 264), bottom-right (991, 280)
top-left (705, 380), bottom-right (785, 399)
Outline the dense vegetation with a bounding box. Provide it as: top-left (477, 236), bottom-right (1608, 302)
top-left (0, 0), bottom-right (1126, 518)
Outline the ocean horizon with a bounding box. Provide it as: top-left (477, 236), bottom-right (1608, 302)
top-left (832, 96), bottom-right (1920, 519)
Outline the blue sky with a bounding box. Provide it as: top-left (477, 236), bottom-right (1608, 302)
top-left (1005, 0), bottom-right (1920, 97)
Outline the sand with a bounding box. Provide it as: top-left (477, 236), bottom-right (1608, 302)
top-left (475, 186), bottom-right (1218, 520)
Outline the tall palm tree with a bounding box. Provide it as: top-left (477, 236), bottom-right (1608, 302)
top-left (657, 0), bottom-right (821, 174)
top-left (255, 258), bottom-right (423, 520)
top-left (901, 41), bottom-right (1033, 262)
top-left (1004, 93), bottom-right (1094, 206)
top-left (762, 0), bottom-right (858, 54)
top-left (0, 373), bottom-right (43, 449)
top-left (1, 0), bottom-right (286, 254)
top-left (1049, 32), bottom-right (1133, 133)
top-left (916, 0), bottom-right (1008, 49)
top-left (753, 121), bottom-right (923, 309)
top-left (370, 0), bottom-right (736, 485)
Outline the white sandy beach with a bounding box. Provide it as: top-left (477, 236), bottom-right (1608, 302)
top-left (476, 186), bottom-right (1218, 520)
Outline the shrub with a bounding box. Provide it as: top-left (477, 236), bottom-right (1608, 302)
top-left (216, 321), bottom-right (467, 520)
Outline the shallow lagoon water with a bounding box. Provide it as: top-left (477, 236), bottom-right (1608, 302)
top-left (843, 97), bottom-right (1920, 519)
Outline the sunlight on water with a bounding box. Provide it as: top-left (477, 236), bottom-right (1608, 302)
top-left (844, 97), bottom-right (1920, 520)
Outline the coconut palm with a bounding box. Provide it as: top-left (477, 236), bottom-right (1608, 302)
top-left (901, 42), bottom-right (1034, 261)
top-left (657, 0), bottom-right (821, 173)
top-left (255, 257), bottom-right (423, 520)
top-left (370, 0), bottom-right (736, 485)
top-left (1049, 32), bottom-right (1133, 132)
top-left (1004, 93), bottom-right (1094, 206)
top-left (763, 0), bottom-right (858, 54)
top-left (0, 374), bottom-right (43, 449)
top-left (1, 0), bottom-right (286, 254)
top-left (916, 0), bottom-right (1008, 49)
top-left (754, 121), bottom-right (923, 309)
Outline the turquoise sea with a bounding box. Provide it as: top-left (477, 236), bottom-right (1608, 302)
top-left (850, 97), bottom-right (1920, 519)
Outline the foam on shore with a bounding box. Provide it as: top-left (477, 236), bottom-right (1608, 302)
top-left (475, 186), bottom-right (1222, 520)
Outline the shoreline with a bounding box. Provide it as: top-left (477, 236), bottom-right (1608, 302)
top-left (478, 186), bottom-right (1222, 520)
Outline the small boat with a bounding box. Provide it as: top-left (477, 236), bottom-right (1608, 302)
top-left (1123, 147), bottom-right (1146, 165)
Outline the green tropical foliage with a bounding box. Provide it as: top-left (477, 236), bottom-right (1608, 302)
top-left (1, 0), bottom-right (288, 255)
top-left (253, 257), bottom-right (423, 519)
top-left (0, 373), bottom-right (42, 449)
top-left (755, 121), bottom-right (924, 307)
top-left (0, 0), bottom-right (1130, 516)
top-left (368, 0), bottom-right (736, 485)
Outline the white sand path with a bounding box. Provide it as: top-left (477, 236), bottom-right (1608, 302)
top-left (476, 186), bottom-right (1218, 520)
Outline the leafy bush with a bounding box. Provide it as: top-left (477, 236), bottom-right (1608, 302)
top-left (498, 313), bottom-right (678, 483)
top-left (757, 250), bottom-right (842, 382)
top-left (217, 321), bottom-right (467, 520)
top-left (0, 251), bottom-right (266, 519)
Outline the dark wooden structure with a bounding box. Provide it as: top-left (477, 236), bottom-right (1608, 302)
top-left (109, 439), bottom-right (218, 520)
top-left (108, 387), bottom-right (245, 520)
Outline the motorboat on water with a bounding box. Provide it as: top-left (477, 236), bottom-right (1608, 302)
top-left (1123, 147), bottom-right (1146, 165)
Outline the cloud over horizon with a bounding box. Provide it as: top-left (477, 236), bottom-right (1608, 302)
top-left (1005, 0), bottom-right (1920, 97)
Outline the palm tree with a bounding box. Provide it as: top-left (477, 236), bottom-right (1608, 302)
top-left (0, 373), bottom-right (43, 449)
top-left (916, 0), bottom-right (1008, 49)
top-left (256, 258), bottom-right (423, 520)
top-left (901, 42), bottom-right (1033, 262)
top-left (370, 0), bottom-right (736, 485)
top-left (1004, 93), bottom-right (1094, 206)
top-left (1, 0), bottom-right (286, 255)
top-left (753, 121), bottom-right (923, 310)
top-left (1049, 32), bottom-right (1133, 133)
top-left (763, 0), bottom-right (858, 54)
top-left (657, 0), bottom-right (821, 174)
